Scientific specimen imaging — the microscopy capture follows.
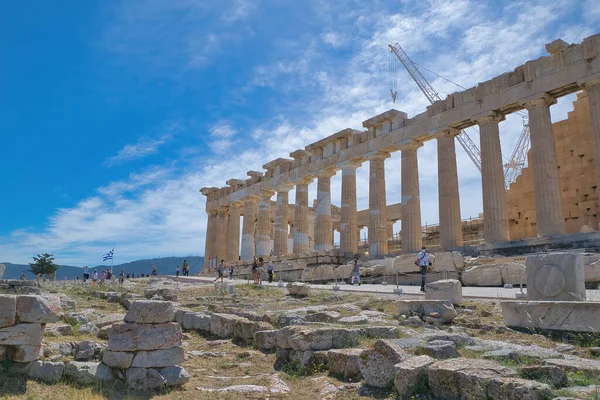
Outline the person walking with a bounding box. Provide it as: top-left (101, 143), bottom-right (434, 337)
top-left (175, 265), bottom-right (181, 277)
top-left (213, 260), bottom-right (225, 282)
top-left (182, 260), bottom-right (189, 276)
top-left (251, 257), bottom-right (259, 284)
top-left (267, 261), bottom-right (274, 283)
top-left (416, 246), bottom-right (431, 292)
top-left (350, 259), bottom-right (361, 285)
top-left (229, 263), bottom-right (234, 280)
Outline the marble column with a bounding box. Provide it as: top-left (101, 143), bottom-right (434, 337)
top-left (256, 191), bottom-right (274, 257)
top-left (368, 151), bottom-right (390, 256)
top-left (293, 177), bottom-right (313, 254)
top-left (477, 113), bottom-right (510, 242)
top-left (227, 201), bottom-right (242, 261)
top-left (524, 95), bottom-right (565, 236)
top-left (340, 163), bottom-right (360, 255)
top-left (315, 171), bottom-right (336, 251)
top-left (274, 185), bottom-right (292, 256)
top-left (582, 78), bottom-right (600, 229)
top-left (204, 209), bottom-right (218, 269)
top-left (240, 196), bottom-right (259, 260)
top-left (401, 142), bottom-right (423, 252)
top-left (216, 206), bottom-right (229, 262)
top-left (437, 131), bottom-right (463, 249)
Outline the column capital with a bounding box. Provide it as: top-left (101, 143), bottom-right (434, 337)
top-left (367, 151), bottom-right (391, 161)
top-left (472, 111), bottom-right (505, 125)
top-left (579, 74), bottom-right (600, 90)
top-left (259, 190), bottom-right (275, 199)
top-left (230, 201), bottom-right (243, 209)
top-left (208, 209), bottom-right (218, 216)
top-left (434, 128), bottom-right (461, 139)
top-left (316, 169), bottom-right (337, 179)
top-left (217, 206), bottom-right (229, 216)
top-left (399, 140), bottom-right (423, 151)
top-left (274, 183), bottom-right (294, 192)
top-left (521, 93), bottom-right (557, 109)
top-left (340, 160), bottom-right (362, 172)
top-left (293, 175), bottom-right (314, 186)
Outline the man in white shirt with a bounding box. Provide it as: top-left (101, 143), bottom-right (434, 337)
top-left (416, 246), bottom-right (430, 292)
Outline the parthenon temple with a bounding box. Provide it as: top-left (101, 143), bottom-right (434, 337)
top-left (201, 34), bottom-right (600, 271)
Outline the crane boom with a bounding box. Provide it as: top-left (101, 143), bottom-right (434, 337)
top-left (388, 43), bottom-right (482, 172)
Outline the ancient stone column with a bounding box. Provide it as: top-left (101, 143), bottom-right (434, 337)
top-left (523, 95), bottom-right (565, 236)
top-left (477, 113), bottom-right (509, 242)
top-left (204, 209), bottom-right (218, 269)
top-left (340, 162), bottom-right (360, 255)
top-left (315, 170), bottom-right (336, 251)
top-left (240, 196), bottom-right (259, 260)
top-left (401, 142), bottom-right (423, 253)
top-left (215, 206), bottom-right (229, 262)
top-left (274, 185), bottom-right (292, 256)
top-left (293, 177), bottom-right (313, 254)
top-left (227, 201), bottom-right (242, 261)
top-left (256, 191), bottom-right (274, 257)
top-left (582, 78), bottom-right (600, 229)
top-left (368, 152), bottom-right (390, 256)
top-left (437, 131), bottom-right (463, 249)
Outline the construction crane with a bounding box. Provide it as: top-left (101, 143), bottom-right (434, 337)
top-left (388, 43), bottom-right (530, 189)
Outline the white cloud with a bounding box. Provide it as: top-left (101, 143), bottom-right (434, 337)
top-left (104, 134), bottom-right (173, 166)
top-left (208, 121), bottom-right (239, 153)
top-left (221, 0), bottom-right (256, 23)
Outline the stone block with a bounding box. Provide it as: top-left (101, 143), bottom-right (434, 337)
top-left (12, 344), bottom-right (42, 362)
top-left (462, 265), bottom-right (503, 286)
top-left (126, 367), bottom-right (166, 391)
top-left (286, 282), bottom-right (311, 296)
top-left (487, 377), bottom-right (553, 400)
top-left (210, 313), bottom-right (246, 338)
top-left (254, 330), bottom-right (278, 350)
top-left (0, 295), bottom-right (16, 328)
top-left (233, 319), bottom-right (274, 343)
top-left (358, 340), bottom-right (409, 387)
top-left (124, 300), bottom-right (175, 324)
top-left (526, 253), bottom-right (586, 301)
top-left (27, 361), bottom-right (65, 384)
top-left (394, 355), bottom-right (435, 399)
top-left (520, 365), bottom-right (568, 388)
top-left (64, 361), bottom-right (114, 385)
top-left (108, 322), bottom-right (182, 352)
top-left (94, 313), bottom-right (125, 328)
top-left (425, 279), bottom-right (462, 305)
top-left (501, 301), bottom-right (600, 332)
top-left (102, 350), bottom-right (133, 369)
top-left (0, 323), bottom-right (43, 346)
top-left (416, 340), bottom-right (459, 359)
top-left (181, 312), bottom-right (211, 332)
top-left (131, 347), bottom-right (185, 368)
top-left (325, 348), bottom-right (362, 381)
top-left (160, 366), bottom-right (190, 387)
top-left (396, 300), bottom-right (456, 322)
top-left (16, 295), bottom-right (61, 323)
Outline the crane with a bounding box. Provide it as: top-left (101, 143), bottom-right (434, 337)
top-left (388, 43), bottom-right (530, 189)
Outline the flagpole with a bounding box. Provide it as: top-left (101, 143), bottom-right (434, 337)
top-left (111, 246), bottom-right (114, 274)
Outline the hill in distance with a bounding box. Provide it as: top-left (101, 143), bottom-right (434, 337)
top-left (0, 256), bottom-right (204, 280)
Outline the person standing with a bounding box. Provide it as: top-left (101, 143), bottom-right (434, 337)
top-left (20, 271), bottom-right (27, 281)
top-left (175, 265), bottom-right (181, 277)
top-left (416, 246), bottom-right (430, 292)
top-left (229, 263), bottom-right (234, 280)
top-left (182, 260), bottom-right (189, 276)
top-left (119, 269), bottom-right (125, 286)
top-left (83, 265), bottom-right (89, 282)
top-left (151, 265), bottom-right (158, 276)
top-left (251, 257), bottom-right (259, 284)
top-left (267, 261), bottom-right (274, 283)
top-left (351, 259), bottom-right (361, 286)
top-left (213, 260), bottom-right (225, 282)
top-left (91, 270), bottom-right (99, 286)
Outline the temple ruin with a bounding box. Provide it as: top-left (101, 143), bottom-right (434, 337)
top-left (201, 34), bottom-right (600, 270)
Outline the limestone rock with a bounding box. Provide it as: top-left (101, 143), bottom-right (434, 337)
top-left (428, 358), bottom-right (517, 400)
top-left (543, 357), bottom-right (600, 375)
top-left (63, 312), bottom-right (89, 326)
top-left (425, 279), bottom-right (463, 305)
top-left (304, 311), bottom-right (341, 323)
top-left (462, 264), bottom-right (503, 286)
top-left (108, 322), bottom-right (182, 352)
top-left (325, 348), bottom-right (362, 381)
top-left (358, 340), bottom-right (409, 387)
top-left (394, 355), bottom-right (434, 399)
top-left (126, 367), bottom-right (166, 391)
top-left (210, 313), bottom-right (247, 338)
top-left (0, 295), bottom-right (16, 328)
top-left (131, 347), bottom-right (185, 368)
top-left (416, 340), bottom-right (459, 359)
top-left (254, 330), bottom-right (278, 350)
top-left (499, 263), bottom-right (526, 285)
top-left (396, 300), bottom-right (456, 323)
top-left (45, 323), bottom-right (73, 337)
top-left (181, 312), bottom-right (211, 332)
top-left (93, 313), bottom-right (125, 328)
top-left (520, 365), bottom-right (568, 388)
top-left (526, 253), bottom-right (586, 301)
top-left (64, 361), bottom-right (114, 385)
top-left (286, 283), bottom-right (311, 296)
top-left (233, 319), bottom-right (274, 343)
top-left (160, 366), bottom-right (190, 386)
top-left (124, 300), bottom-right (175, 324)
top-left (501, 301), bottom-right (600, 333)
top-left (360, 326), bottom-right (400, 339)
top-left (487, 377), bottom-right (553, 400)
top-left (27, 361), bottom-right (65, 384)
top-left (586, 258), bottom-right (600, 283)
top-left (0, 323), bottom-right (43, 346)
top-left (16, 295), bottom-right (61, 323)
top-left (12, 344), bottom-right (42, 362)
top-left (102, 350), bottom-right (133, 369)
top-left (144, 288), bottom-right (177, 302)
top-left (75, 340), bottom-right (99, 361)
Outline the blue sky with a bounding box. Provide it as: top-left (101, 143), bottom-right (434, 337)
top-left (0, 0), bottom-right (598, 266)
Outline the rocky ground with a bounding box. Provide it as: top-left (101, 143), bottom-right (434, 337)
top-left (0, 277), bottom-right (599, 399)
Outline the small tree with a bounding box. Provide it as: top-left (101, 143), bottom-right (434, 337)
top-left (29, 253), bottom-right (59, 280)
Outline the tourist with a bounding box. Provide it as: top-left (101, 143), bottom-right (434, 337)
top-left (229, 263), bottom-right (234, 280)
top-left (126, 272), bottom-right (130, 279)
top-left (151, 265), bottom-right (158, 276)
top-left (100, 270), bottom-right (106, 285)
top-left (20, 271), bottom-right (27, 281)
top-left (91, 269), bottom-right (99, 286)
top-left (106, 269), bottom-right (113, 283)
top-left (36, 273), bottom-right (41, 283)
top-left (175, 265), bottom-right (181, 277)
top-left (267, 261), bottom-right (274, 283)
top-left (416, 246), bottom-right (431, 292)
top-left (83, 265), bottom-right (90, 282)
top-left (182, 259), bottom-right (189, 276)
top-left (213, 260), bottom-right (225, 282)
top-left (251, 257), bottom-right (259, 284)
top-left (119, 269), bottom-right (125, 286)
top-left (351, 259), bottom-right (361, 286)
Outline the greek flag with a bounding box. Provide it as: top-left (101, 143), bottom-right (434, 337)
top-left (102, 248), bottom-right (114, 262)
